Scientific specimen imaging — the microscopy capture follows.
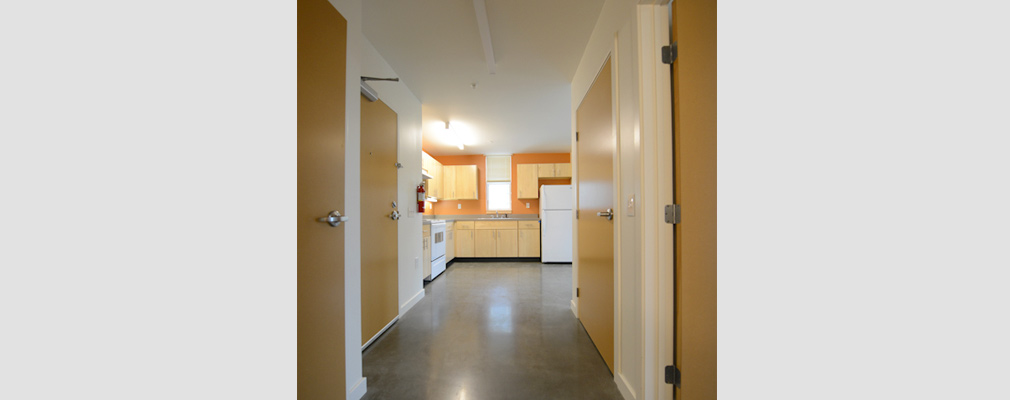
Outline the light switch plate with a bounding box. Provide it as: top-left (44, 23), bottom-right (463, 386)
top-left (526, 202), bottom-right (530, 209)
top-left (627, 195), bottom-right (635, 217)
top-left (457, 203), bottom-right (462, 209)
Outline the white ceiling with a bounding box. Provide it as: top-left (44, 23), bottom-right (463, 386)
top-left (363, 0), bottom-right (605, 156)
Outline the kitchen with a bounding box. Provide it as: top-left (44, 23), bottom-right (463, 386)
top-left (420, 151), bottom-right (573, 283)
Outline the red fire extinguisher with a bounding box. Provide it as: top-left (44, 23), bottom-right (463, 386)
top-left (417, 183), bottom-right (426, 212)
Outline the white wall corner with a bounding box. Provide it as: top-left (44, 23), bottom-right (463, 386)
top-left (400, 288), bottom-right (424, 316)
top-left (348, 376), bottom-right (367, 400)
top-left (616, 372), bottom-right (638, 400)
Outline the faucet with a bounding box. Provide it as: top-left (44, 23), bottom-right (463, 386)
top-left (495, 211), bottom-right (499, 218)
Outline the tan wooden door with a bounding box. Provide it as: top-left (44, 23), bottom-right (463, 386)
top-left (297, 0), bottom-right (347, 396)
top-left (360, 95), bottom-right (399, 346)
top-left (456, 229), bottom-right (474, 257)
top-left (672, 1), bottom-right (717, 398)
top-left (496, 229), bottom-right (518, 257)
top-left (576, 57), bottom-right (615, 373)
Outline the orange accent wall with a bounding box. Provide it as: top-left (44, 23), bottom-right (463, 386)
top-left (511, 153), bottom-right (571, 214)
top-left (422, 152), bottom-right (571, 215)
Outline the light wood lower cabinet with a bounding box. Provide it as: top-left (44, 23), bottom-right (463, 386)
top-left (496, 229), bottom-right (518, 257)
top-left (519, 228), bottom-right (540, 257)
top-left (446, 225), bottom-right (455, 262)
top-left (422, 224), bottom-right (431, 278)
top-left (455, 222), bottom-right (474, 257)
top-left (454, 220), bottom-right (540, 258)
top-left (474, 229), bottom-right (496, 257)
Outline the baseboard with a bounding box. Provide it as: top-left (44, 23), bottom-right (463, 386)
top-left (570, 299), bottom-right (578, 317)
top-left (400, 288), bottom-right (424, 316)
top-left (362, 316), bottom-right (398, 351)
top-left (348, 377), bottom-right (367, 400)
top-left (616, 372), bottom-right (637, 400)
top-left (451, 257), bottom-right (541, 262)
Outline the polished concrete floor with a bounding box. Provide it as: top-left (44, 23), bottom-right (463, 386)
top-left (361, 262), bottom-right (623, 400)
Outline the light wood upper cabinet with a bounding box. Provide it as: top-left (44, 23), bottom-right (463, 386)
top-left (440, 165), bottom-right (478, 200)
top-left (455, 165), bottom-right (478, 200)
top-left (431, 158), bottom-right (442, 199)
top-left (442, 165), bottom-right (457, 199)
top-left (516, 162), bottom-right (572, 199)
top-left (519, 227), bottom-right (540, 257)
top-left (537, 163), bottom-right (555, 178)
top-left (516, 164), bottom-right (539, 199)
top-left (421, 151), bottom-right (443, 199)
top-left (554, 163), bottom-right (571, 178)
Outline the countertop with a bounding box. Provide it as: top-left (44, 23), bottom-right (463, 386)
top-left (424, 214), bottom-right (539, 222)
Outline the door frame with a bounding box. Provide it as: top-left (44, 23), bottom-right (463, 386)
top-left (637, 2), bottom-right (675, 399)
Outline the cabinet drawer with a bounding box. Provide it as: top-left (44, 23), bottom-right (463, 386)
top-left (518, 221), bottom-right (540, 230)
top-left (475, 220), bottom-right (518, 230)
top-left (455, 221), bottom-right (474, 230)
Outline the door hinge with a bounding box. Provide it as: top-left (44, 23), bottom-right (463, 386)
top-left (576, 288), bottom-right (580, 297)
top-left (665, 365), bottom-right (681, 387)
top-left (576, 210), bottom-right (579, 219)
top-left (661, 42), bottom-right (678, 65)
top-left (576, 131), bottom-right (579, 141)
top-left (665, 204), bottom-right (681, 224)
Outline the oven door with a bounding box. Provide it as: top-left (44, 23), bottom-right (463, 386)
top-left (431, 228), bottom-right (446, 261)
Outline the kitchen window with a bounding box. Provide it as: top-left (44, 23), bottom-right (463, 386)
top-left (485, 155), bottom-right (511, 212)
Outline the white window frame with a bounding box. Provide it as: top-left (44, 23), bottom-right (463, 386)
top-left (485, 155), bottom-right (512, 213)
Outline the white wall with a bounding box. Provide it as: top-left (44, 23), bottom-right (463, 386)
top-left (570, 1), bottom-right (648, 399)
top-left (326, 2), bottom-right (426, 398)
top-left (360, 38), bottom-right (426, 319)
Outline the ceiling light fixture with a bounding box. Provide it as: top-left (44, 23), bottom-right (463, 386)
top-left (445, 121), bottom-right (464, 151)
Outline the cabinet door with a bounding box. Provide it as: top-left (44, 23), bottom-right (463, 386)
top-left (456, 229), bottom-right (475, 257)
top-left (446, 228), bottom-right (454, 261)
top-left (496, 229), bottom-right (518, 257)
top-left (538, 163), bottom-right (555, 178)
top-left (474, 229), bottom-right (496, 257)
top-left (442, 165), bottom-right (457, 200)
top-left (423, 236), bottom-right (431, 278)
top-left (432, 159), bottom-right (442, 199)
top-left (516, 164), bottom-right (539, 199)
top-left (519, 228), bottom-right (540, 257)
top-left (554, 163), bottom-right (571, 178)
top-left (456, 165), bottom-right (478, 200)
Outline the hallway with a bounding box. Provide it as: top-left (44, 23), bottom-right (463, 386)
top-left (362, 262), bottom-right (622, 400)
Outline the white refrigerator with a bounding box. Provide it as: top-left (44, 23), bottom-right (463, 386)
top-left (540, 185), bottom-right (573, 263)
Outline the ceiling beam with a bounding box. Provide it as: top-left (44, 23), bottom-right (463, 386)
top-left (473, 0), bottom-right (496, 74)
